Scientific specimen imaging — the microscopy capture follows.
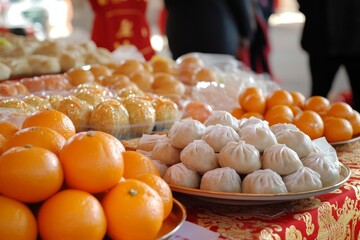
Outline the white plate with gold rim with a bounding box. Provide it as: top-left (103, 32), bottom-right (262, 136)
top-left (170, 162), bottom-right (351, 205)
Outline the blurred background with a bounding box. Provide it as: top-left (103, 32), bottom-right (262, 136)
top-left (0, 0), bottom-right (350, 98)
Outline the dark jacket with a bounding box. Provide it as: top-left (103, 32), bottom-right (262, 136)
top-left (164, 0), bottom-right (254, 60)
top-left (298, 0), bottom-right (360, 56)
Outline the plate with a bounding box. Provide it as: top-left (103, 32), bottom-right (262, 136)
top-left (156, 198), bottom-right (187, 240)
top-left (330, 135), bottom-right (360, 146)
top-left (170, 162), bottom-right (351, 205)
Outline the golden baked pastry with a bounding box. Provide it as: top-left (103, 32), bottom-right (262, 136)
top-left (193, 67), bottom-right (218, 83)
top-left (0, 98), bottom-right (35, 115)
top-left (113, 59), bottom-right (145, 76)
top-left (88, 99), bottom-right (130, 138)
top-left (23, 95), bottom-right (51, 110)
top-left (54, 96), bottom-right (93, 132)
top-left (129, 70), bottom-right (154, 92)
top-left (73, 89), bottom-right (106, 107)
top-left (152, 97), bottom-right (180, 130)
top-left (116, 86), bottom-right (145, 99)
top-left (150, 55), bottom-right (176, 74)
top-left (88, 64), bottom-right (112, 83)
top-left (119, 97), bottom-right (156, 137)
top-left (65, 67), bottom-right (96, 87)
top-left (152, 72), bottom-right (186, 98)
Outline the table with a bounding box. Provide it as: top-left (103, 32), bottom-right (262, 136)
top-left (174, 140), bottom-right (360, 240)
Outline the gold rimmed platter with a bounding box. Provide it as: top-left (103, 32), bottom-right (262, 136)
top-left (169, 162), bottom-right (351, 205)
top-left (156, 198), bottom-right (187, 239)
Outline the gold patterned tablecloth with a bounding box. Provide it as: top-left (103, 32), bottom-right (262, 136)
top-left (174, 141), bottom-right (360, 240)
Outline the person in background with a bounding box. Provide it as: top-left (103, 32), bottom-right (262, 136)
top-left (88, 0), bottom-right (155, 60)
top-left (163, 0), bottom-right (255, 62)
top-left (247, 0), bottom-right (273, 77)
top-left (297, 0), bottom-right (360, 111)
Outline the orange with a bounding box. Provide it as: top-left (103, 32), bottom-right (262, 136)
top-left (0, 195), bottom-right (37, 240)
top-left (349, 110), bottom-right (360, 136)
top-left (0, 145), bottom-right (63, 203)
top-left (239, 91), bottom-right (266, 115)
top-left (0, 121), bottom-right (19, 139)
top-left (266, 89), bottom-right (294, 108)
top-left (22, 108), bottom-right (76, 140)
top-left (239, 87), bottom-right (263, 108)
top-left (3, 126), bottom-right (66, 156)
top-left (241, 111), bottom-right (264, 119)
top-left (326, 102), bottom-right (354, 120)
top-left (122, 151), bottom-right (160, 178)
top-left (59, 131), bottom-right (125, 194)
top-left (293, 110), bottom-right (324, 139)
top-left (290, 105), bottom-right (302, 117)
top-left (323, 117), bottom-right (353, 143)
top-left (0, 133), bottom-right (6, 154)
top-left (264, 105), bottom-right (294, 126)
top-left (101, 179), bottom-right (164, 240)
top-left (231, 107), bottom-right (246, 119)
top-left (304, 96), bottom-right (330, 116)
top-left (38, 189), bottom-right (106, 240)
top-left (135, 173), bottom-right (173, 220)
top-left (290, 91), bottom-right (306, 109)
top-left (65, 67), bottom-right (95, 87)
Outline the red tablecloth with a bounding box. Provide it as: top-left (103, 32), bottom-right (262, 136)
top-left (174, 140), bottom-right (360, 240)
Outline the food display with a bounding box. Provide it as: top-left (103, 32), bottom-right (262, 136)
top-left (0, 109), bottom-right (185, 239)
top-left (0, 32), bottom-right (113, 79)
top-left (134, 113), bottom-right (344, 195)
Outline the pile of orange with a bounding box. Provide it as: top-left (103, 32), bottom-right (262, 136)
top-left (0, 109), bottom-right (173, 240)
top-left (232, 87), bottom-right (360, 143)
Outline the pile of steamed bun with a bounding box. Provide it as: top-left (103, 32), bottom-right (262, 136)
top-left (135, 110), bottom-right (342, 194)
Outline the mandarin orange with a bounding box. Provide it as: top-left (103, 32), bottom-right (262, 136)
top-left (293, 110), bottom-right (324, 139)
top-left (22, 108), bottom-right (76, 140)
top-left (290, 91), bottom-right (306, 109)
top-left (0, 195), bottom-right (37, 240)
top-left (38, 189), bottom-right (107, 240)
top-left (239, 87), bottom-right (266, 114)
top-left (59, 131), bottom-right (124, 193)
top-left (0, 134), bottom-right (6, 155)
top-left (3, 126), bottom-right (66, 156)
top-left (266, 89), bottom-right (294, 108)
top-left (0, 145), bottom-right (63, 203)
top-left (304, 96), bottom-right (330, 115)
top-left (101, 179), bottom-right (164, 240)
top-left (241, 111), bottom-right (264, 119)
top-left (326, 101), bottom-right (354, 120)
top-left (264, 105), bottom-right (294, 126)
top-left (135, 173), bottom-right (173, 220)
top-left (349, 110), bottom-right (360, 136)
top-left (0, 121), bottom-right (19, 139)
top-left (231, 107), bottom-right (246, 119)
top-left (122, 150), bottom-right (160, 178)
top-left (323, 117), bottom-right (353, 142)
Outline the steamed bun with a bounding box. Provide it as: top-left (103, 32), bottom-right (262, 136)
top-left (200, 167), bottom-right (241, 192)
top-left (242, 169), bottom-right (288, 194)
top-left (180, 139), bottom-right (218, 174)
top-left (218, 140), bottom-right (261, 174)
